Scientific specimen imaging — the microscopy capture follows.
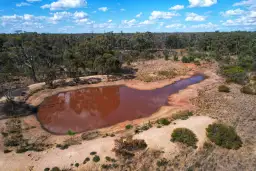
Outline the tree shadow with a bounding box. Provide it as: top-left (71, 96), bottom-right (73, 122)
top-left (0, 100), bottom-right (37, 120)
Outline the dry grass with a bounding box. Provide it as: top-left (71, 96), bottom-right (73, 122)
top-left (190, 83), bottom-right (256, 170)
top-left (134, 59), bottom-right (189, 82)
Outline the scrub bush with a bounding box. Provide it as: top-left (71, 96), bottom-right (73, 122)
top-left (206, 123), bottom-right (242, 149)
top-left (171, 128), bottom-right (198, 148)
top-left (93, 155), bottom-right (100, 162)
top-left (172, 111), bottom-right (193, 120)
top-left (218, 85), bottom-right (230, 93)
top-left (125, 124), bottom-right (133, 130)
top-left (157, 118), bottom-right (170, 126)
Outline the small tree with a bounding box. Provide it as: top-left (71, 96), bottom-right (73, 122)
top-left (163, 50), bottom-right (169, 60)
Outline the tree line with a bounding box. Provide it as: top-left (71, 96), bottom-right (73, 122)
top-left (0, 31), bottom-right (255, 84)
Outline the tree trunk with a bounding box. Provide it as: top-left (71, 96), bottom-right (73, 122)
top-left (31, 65), bottom-right (38, 82)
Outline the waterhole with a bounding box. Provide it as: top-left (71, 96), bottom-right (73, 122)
top-left (37, 75), bottom-right (205, 134)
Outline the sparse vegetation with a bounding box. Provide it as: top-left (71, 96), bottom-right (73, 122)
top-left (206, 123), bottom-right (242, 149)
top-left (172, 111), bottom-right (193, 120)
top-left (218, 85), bottom-right (230, 93)
top-left (171, 128), bottom-right (198, 148)
top-left (2, 118), bottom-right (50, 153)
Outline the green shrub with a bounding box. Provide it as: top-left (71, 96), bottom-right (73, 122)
top-left (67, 130), bottom-right (76, 136)
top-left (125, 124), bottom-right (133, 130)
top-left (194, 60), bottom-right (201, 66)
top-left (75, 163), bottom-right (79, 167)
top-left (172, 111), bottom-right (193, 120)
top-left (174, 54), bottom-right (179, 61)
top-left (105, 156), bottom-right (116, 162)
top-left (142, 122), bottom-right (152, 130)
top-left (93, 155), bottom-right (100, 162)
top-left (105, 156), bottom-right (111, 162)
top-left (51, 167), bottom-right (60, 171)
top-left (44, 168), bottom-right (50, 171)
top-left (221, 65), bottom-right (247, 84)
top-left (156, 158), bottom-right (168, 167)
top-left (182, 56), bottom-right (190, 63)
top-left (56, 143), bottom-right (69, 150)
top-left (171, 128), bottom-right (198, 148)
top-left (206, 123), bottom-right (242, 149)
top-left (101, 164), bottom-right (112, 169)
top-left (4, 149), bottom-right (12, 153)
top-left (157, 118), bottom-right (170, 126)
top-left (218, 85), bottom-right (230, 93)
top-left (83, 157), bottom-right (90, 164)
top-left (182, 56), bottom-right (195, 63)
top-left (203, 141), bottom-right (214, 150)
top-left (90, 151), bottom-right (97, 155)
top-left (240, 85), bottom-right (256, 95)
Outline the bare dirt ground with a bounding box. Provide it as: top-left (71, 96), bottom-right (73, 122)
top-left (0, 59), bottom-right (255, 171)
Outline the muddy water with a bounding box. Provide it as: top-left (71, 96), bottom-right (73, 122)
top-left (38, 75), bottom-right (205, 134)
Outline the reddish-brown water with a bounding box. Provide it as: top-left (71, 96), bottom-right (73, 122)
top-left (38, 75), bottom-right (204, 134)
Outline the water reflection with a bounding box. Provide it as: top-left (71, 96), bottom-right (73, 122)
top-left (38, 75), bottom-right (204, 134)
